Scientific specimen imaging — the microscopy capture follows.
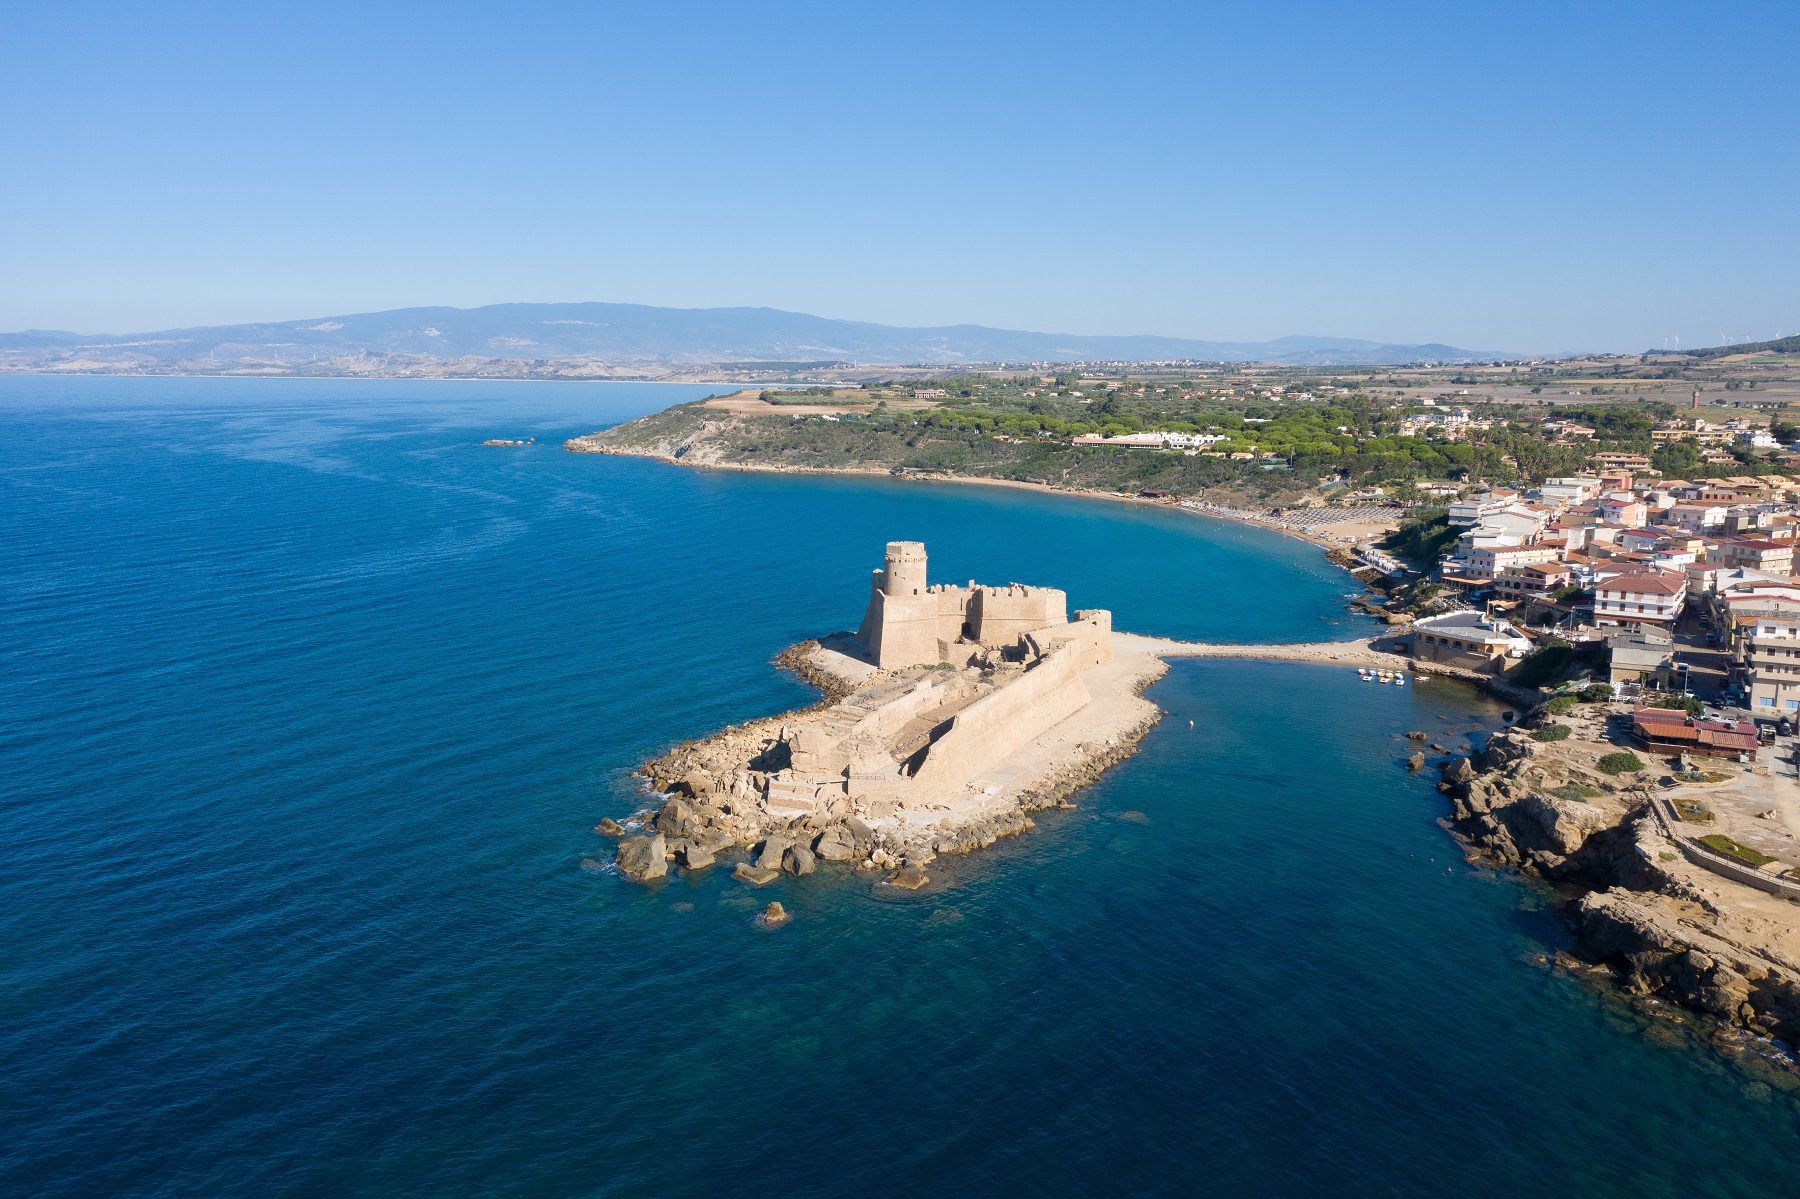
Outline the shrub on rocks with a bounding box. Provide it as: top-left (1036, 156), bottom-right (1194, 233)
top-left (1547, 696), bottom-right (1577, 716)
top-left (1532, 724), bottom-right (1572, 742)
top-left (1596, 751), bottom-right (1645, 775)
top-left (1577, 684), bottom-right (1614, 703)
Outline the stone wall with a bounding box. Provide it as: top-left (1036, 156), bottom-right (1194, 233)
top-left (911, 645), bottom-right (1091, 789)
top-left (969, 583), bottom-right (1067, 645)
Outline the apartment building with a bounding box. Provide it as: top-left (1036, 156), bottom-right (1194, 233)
top-left (1593, 571), bottom-right (1687, 630)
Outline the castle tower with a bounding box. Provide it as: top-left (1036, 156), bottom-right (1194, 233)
top-left (882, 541), bottom-right (927, 596)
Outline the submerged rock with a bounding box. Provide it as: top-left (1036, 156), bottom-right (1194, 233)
top-left (733, 862), bottom-right (781, 887)
top-left (615, 833), bottom-right (668, 882)
top-left (886, 867), bottom-right (930, 890)
top-left (1405, 731), bottom-right (1428, 742)
top-left (760, 901), bottom-right (790, 927)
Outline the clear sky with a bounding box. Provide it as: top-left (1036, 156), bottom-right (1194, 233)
top-left (2, 0), bottom-right (1794, 353)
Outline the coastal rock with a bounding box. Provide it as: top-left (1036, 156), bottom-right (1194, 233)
top-left (656, 797), bottom-right (696, 838)
top-left (754, 835), bottom-right (791, 871)
top-left (1407, 752), bottom-right (1425, 772)
top-left (1478, 731), bottom-right (1536, 771)
top-left (844, 816), bottom-right (875, 854)
top-left (594, 817), bottom-right (626, 837)
top-left (1520, 793), bottom-right (1617, 857)
top-left (886, 867), bottom-right (930, 890)
top-left (1405, 731), bottom-right (1427, 742)
top-left (813, 824), bottom-right (858, 861)
top-left (615, 833), bottom-right (668, 882)
top-left (782, 844), bottom-right (817, 876)
top-left (1441, 756), bottom-right (1475, 785)
top-left (759, 901), bottom-right (790, 927)
top-left (733, 862), bottom-right (781, 887)
top-left (678, 842), bottom-right (716, 870)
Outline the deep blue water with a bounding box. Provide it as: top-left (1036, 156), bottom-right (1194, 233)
top-left (4, 377), bottom-right (1797, 1198)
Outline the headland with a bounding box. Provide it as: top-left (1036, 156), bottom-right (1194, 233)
top-left (608, 540), bottom-right (1500, 892)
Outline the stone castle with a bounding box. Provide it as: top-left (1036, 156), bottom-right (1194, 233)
top-left (744, 542), bottom-right (1116, 816)
top-left (856, 540), bottom-right (1112, 671)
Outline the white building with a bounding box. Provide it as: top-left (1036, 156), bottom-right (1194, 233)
top-left (1593, 571), bottom-right (1687, 630)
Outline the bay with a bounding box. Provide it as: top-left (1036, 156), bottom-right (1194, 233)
top-left (2, 377), bottom-right (1794, 1198)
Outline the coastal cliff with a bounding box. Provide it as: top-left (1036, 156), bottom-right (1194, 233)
top-left (1439, 715), bottom-right (1800, 1078)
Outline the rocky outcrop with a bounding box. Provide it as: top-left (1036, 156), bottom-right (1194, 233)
top-left (615, 833), bottom-right (668, 881)
top-left (1578, 888), bottom-right (1800, 1043)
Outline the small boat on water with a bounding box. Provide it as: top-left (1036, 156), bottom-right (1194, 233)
top-left (1394, 674), bottom-right (1406, 687)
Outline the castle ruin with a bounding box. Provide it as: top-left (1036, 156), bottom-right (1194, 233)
top-left (741, 542), bottom-right (1115, 817)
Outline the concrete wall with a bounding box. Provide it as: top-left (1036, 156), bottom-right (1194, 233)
top-left (910, 645), bottom-right (1091, 789)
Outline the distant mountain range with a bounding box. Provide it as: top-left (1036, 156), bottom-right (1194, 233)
top-left (0, 302), bottom-right (1511, 369)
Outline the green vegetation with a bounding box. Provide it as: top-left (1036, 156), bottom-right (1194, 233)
top-left (597, 349), bottom-right (1800, 517)
top-left (1597, 751), bottom-right (1645, 775)
top-left (1547, 695), bottom-right (1577, 715)
top-left (1674, 798), bottom-right (1715, 822)
top-left (1510, 641), bottom-right (1574, 689)
top-left (1551, 783), bottom-right (1602, 801)
top-left (1654, 695), bottom-right (1704, 717)
top-left (1532, 724), bottom-right (1573, 742)
top-left (1695, 834), bottom-right (1776, 868)
top-left (1577, 684), bottom-right (1614, 703)
top-left (1380, 511), bottom-right (1459, 565)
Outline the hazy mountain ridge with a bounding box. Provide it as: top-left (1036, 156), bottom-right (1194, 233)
top-left (0, 302), bottom-right (1509, 367)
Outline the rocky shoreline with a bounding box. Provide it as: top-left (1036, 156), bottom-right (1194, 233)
top-left (1438, 714), bottom-right (1800, 1087)
top-left (600, 637), bottom-right (1168, 892)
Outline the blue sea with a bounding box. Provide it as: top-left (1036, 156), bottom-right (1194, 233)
top-left (3, 377), bottom-right (1797, 1198)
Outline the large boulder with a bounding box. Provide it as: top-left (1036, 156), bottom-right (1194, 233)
top-left (1407, 752), bottom-right (1425, 772)
top-left (755, 835), bottom-right (792, 871)
top-left (844, 816), bottom-right (876, 854)
top-left (677, 841), bottom-right (716, 870)
top-left (594, 817), bottom-right (625, 837)
top-left (615, 833), bottom-right (667, 882)
top-left (656, 797), bottom-right (696, 838)
top-left (813, 824), bottom-right (858, 861)
top-left (1441, 756), bottom-right (1476, 785)
top-left (782, 844), bottom-right (816, 876)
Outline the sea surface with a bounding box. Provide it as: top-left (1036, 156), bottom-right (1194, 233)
top-left (3, 377), bottom-right (1797, 1198)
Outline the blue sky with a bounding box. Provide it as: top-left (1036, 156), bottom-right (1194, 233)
top-left (2, 0), bottom-right (1794, 352)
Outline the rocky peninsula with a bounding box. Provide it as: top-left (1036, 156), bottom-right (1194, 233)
top-left (1438, 706), bottom-right (1800, 1085)
top-left (606, 541), bottom-right (1166, 890)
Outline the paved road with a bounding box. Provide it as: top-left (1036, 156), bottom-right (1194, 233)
top-left (1672, 607), bottom-right (1731, 700)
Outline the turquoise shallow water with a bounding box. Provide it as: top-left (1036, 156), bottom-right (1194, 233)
top-left (3, 377), bottom-right (1798, 1197)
